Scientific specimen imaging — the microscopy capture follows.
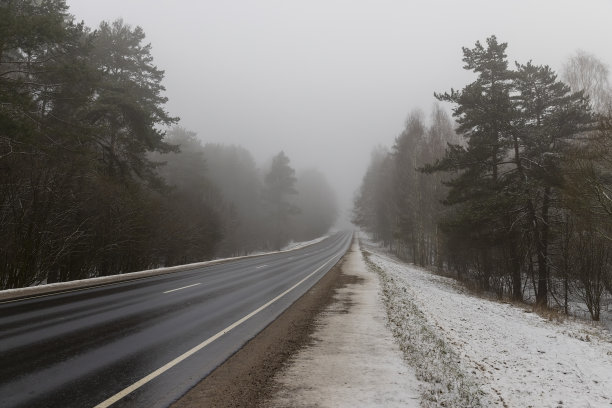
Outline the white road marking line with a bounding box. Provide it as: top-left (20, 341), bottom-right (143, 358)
top-left (93, 255), bottom-right (338, 408)
top-left (163, 283), bottom-right (201, 294)
top-left (255, 264), bottom-right (268, 269)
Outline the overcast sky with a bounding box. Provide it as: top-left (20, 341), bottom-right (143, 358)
top-left (67, 0), bottom-right (612, 221)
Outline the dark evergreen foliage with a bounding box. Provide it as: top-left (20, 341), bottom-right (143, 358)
top-left (0, 2), bottom-right (212, 288)
top-left (264, 151), bottom-right (299, 250)
top-left (354, 35), bottom-right (611, 319)
top-left (0, 3), bottom-right (338, 289)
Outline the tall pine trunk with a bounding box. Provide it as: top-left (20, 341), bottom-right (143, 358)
top-left (536, 187), bottom-right (551, 308)
top-left (511, 241), bottom-right (523, 301)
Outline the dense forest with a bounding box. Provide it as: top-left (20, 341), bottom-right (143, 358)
top-left (0, 1), bottom-right (338, 289)
top-left (354, 36), bottom-right (612, 321)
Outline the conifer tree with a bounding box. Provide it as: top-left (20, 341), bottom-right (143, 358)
top-left (512, 61), bottom-right (593, 306)
top-left (88, 19), bottom-right (178, 182)
top-left (264, 151), bottom-right (298, 250)
top-left (426, 36), bottom-right (516, 291)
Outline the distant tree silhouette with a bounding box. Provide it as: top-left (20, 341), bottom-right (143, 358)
top-left (264, 151), bottom-right (299, 250)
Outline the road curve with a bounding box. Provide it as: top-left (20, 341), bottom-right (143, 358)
top-left (0, 231), bottom-right (352, 408)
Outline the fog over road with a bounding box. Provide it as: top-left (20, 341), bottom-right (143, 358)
top-left (0, 232), bottom-right (352, 408)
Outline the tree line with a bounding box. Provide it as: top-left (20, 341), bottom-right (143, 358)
top-left (0, 1), bottom-right (337, 289)
top-left (354, 36), bottom-right (612, 321)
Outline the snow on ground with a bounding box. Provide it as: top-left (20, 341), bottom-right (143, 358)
top-left (232, 235), bottom-right (330, 258)
top-left (363, 238), bottom-right (612, 408)
top-left (269, 239), bottom-right (421, 408)
top-left (281, 234), bottom-right (329, 251)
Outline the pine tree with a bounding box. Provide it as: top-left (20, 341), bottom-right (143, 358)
top-left (88, 19), bottom-right (178, 183)
top-left (0, 0), bottom-right (93, 287)
top-left (512, 61), bottom-right (593, 306)
top-left (264, 151), bottom-right (298, 250)
top-left (426, 35), bottom-right (516, 291)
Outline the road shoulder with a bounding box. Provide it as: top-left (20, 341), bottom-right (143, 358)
top-left (171, 242), bottom-right (351, 408)
top-left (265, 239), bottom-right (421, 407)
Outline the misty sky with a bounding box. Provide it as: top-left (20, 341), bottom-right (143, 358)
top-left (67, 0), bottom-right (612, 221)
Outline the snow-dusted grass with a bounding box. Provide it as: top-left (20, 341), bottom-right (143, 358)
top-left (364, 253), bottom-right (487, 408)
top-left (363, 239), bottom-right (612, 408)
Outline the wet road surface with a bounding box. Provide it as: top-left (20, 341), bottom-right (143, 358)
top-left (0, 231), bottom-right (352, 408)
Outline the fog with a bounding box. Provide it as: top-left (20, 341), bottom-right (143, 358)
top-left (67, 0), bottom-right (612, 221)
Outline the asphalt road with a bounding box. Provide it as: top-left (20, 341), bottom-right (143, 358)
top-left (0, 231), bottom-right (352, 408)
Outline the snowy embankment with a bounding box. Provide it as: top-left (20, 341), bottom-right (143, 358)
top-left (363, 239), bottom-right (612, 408)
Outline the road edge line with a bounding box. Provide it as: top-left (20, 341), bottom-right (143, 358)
top-left (93, 255), bottom-right (338, 408)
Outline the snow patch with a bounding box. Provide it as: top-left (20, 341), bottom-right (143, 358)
top-left (364, 239), bottom-right (612, 408)
top-left (281, 235), bottom-right (329, 251)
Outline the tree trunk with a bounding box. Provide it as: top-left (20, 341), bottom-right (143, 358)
top-left (535, 187), bottom-right (551, 308)
top-left (481, 248), bottom-right (491, 291)
top-left (511, 243), bottom-right (522, 301)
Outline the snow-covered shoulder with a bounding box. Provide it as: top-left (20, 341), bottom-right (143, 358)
top-left (363, 239), bottom-right (612, 408)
